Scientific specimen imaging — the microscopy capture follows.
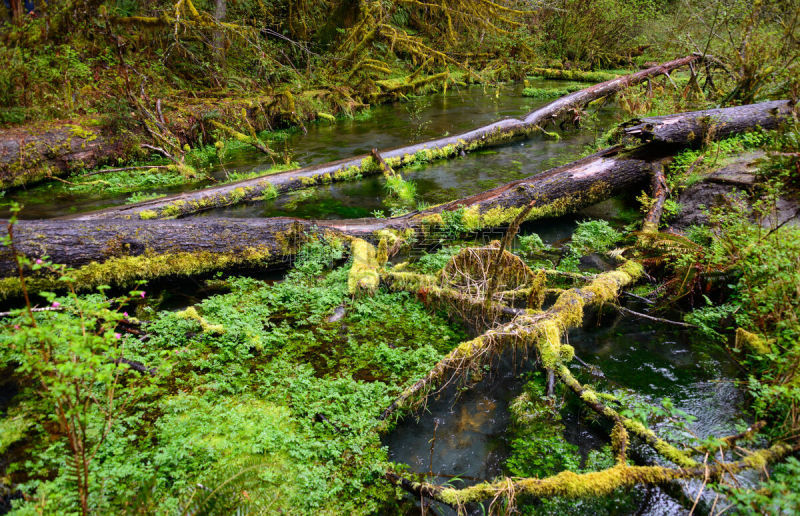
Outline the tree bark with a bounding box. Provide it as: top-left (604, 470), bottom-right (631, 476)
top-left (68, 56), bottom-right (701, 221)
top-left (622, 99), bottom-right (795, 145)
top-left (0, 145), bottom-right (657, 276)
top-left (0, 121), bottom-right (140, 188)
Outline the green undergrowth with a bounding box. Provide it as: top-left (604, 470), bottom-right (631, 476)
top-left (0, 236), bottom-right (467, 514)
top-left (667, 129), bottom-right (775, 191)
top-left (506, 374), bottom-right (645, 515)
top-left (522, 84), bottom-right (583, 98)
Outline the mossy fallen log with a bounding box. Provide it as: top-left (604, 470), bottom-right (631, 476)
top-left (68, 56), bottom-right (701, 221)
top-left (0, 145), bottom-right (656, 298)
top-left (0, 121), bottom-right (141, 188)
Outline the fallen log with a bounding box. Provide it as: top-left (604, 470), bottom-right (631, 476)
top-left (388, 442), bottom-right (794, 509)
top-left (68, 56), bottom-right (700, 221)
top-left (2, 100), bottom-right (789, 296)
top-left (0, 121), bottom-right (141, 188)
top-left (622, 99), bottom-right (795, 145)
top-left (0, 145), bottom-right (659, 297)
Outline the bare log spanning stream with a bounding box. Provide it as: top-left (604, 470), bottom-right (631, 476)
top-left (0, 101), bottom-right (794, 298)
top-left (68, 56), bottom-right (701, 221)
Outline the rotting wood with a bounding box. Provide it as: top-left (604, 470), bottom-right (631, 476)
top-left (66, 56), bottom-right (702, 221)
top-left (642, 161), bottom-right (669, 232)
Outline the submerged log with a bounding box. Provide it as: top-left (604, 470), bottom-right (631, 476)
top-left (69, 56), bottom-right (701, 221)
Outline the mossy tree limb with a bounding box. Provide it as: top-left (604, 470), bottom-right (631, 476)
top-left (387, 443), bottom-right (795, 510)
top-left (379, 259), bottom-right (644, 420)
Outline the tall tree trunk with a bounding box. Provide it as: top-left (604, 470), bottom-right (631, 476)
top-left (213, 0), bottom-right (226, 65)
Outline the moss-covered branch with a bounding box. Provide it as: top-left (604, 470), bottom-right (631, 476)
top-left (388, 442), bottom-right (794, 508)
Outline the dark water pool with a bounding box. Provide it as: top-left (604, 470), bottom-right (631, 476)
top-left (385, 298), bottom-right (745, 515)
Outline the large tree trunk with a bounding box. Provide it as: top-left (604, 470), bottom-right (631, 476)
top-left (622, 99), bottom-right (795, 145)
top-left (1, 100), bottom-right (789, 297)
top-left (68, 56), bottom-right (701, 221)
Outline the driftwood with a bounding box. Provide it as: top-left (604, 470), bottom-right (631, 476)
top-left (67, 56), bottom-right (701, 221)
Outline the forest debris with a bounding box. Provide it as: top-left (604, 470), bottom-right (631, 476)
top-left (380, 259), bottom-right (643, 420)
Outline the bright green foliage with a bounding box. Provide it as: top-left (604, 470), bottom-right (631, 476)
top-left (384, 174), bottom-right (417, 205)
top-left (568, 219), bottom-right (623, 256)
top-left (522, 85), bottom-right (582, 98)
top-left (725, 457), bottom-right (800, 513)
top-left (506, 376), bottom-right (580, 478)
top-left (0, 237), bottom-right (466, 514)
top-left (516, 233), bottom-right (547, 255)
top-left (506, 376), bottom-right (644, 514)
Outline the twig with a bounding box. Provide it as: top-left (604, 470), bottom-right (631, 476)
top-left (0, 305), bottom-right (63, 317)
top-left (623, 291), bottom-right (655, 305)
top-left (141, 143), bottom-right (173, 159)
top-left (618, 306), bottom-right (697, 328)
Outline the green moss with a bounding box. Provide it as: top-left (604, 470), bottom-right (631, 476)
top-left (0, 247), bottom-right (274, 299)
top-left (65, 123), bottom-right (97, 141)
top-left (175, 306), bottom-right (226, 334)
top-left (347, 239), bottom-right (380, 295)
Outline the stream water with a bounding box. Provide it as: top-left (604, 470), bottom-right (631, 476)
top-left (3, 81), bottom-right (746, 514)
top-left (384, 221), bottom-right (745, 515)
top-left (4, 80), bottom-right (611, 220)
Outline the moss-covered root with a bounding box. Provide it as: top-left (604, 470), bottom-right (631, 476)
top-left (556, 364), bottom-right (697, 468)
top-left (347, 238), bottom-right (380, 295)
top-left (397, 442), bottom-right (793, 509)
top-left (379, 259), bottom-right (644, 420)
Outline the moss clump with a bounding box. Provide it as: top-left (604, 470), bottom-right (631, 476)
top-left (176, 306), bottom-right (225, 334)
top-left (138, 210), bottom-right (158, 220)
top-left (347, 239), bottom-right (380, 295)
top-left (735, 328), bottom-right (771, 354)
